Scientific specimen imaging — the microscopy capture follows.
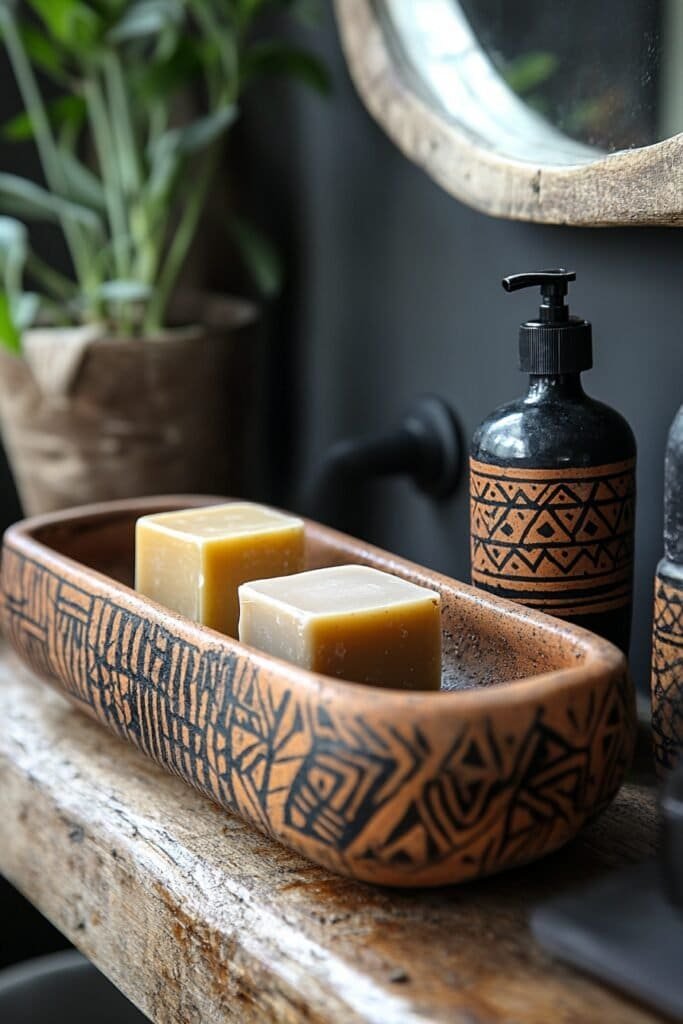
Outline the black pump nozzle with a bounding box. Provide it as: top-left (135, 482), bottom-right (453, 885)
top-left (502, 269), bottom-right (592, 374)
top-left (502, 269), bottom-right (576, 324)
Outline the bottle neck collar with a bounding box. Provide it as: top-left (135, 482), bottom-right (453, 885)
top-left (526, 374), bottom-right (585, 400)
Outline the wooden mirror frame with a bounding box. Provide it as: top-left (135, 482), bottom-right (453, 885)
top-left (335, 0), bottom-right (683, 227)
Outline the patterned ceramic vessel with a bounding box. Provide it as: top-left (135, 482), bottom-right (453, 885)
top-left (0, 498), bottom-right (636, 887)
top-left (651, 404), bottom-right (683, 776)
top-left (652, 565), bottom-right (683, 775)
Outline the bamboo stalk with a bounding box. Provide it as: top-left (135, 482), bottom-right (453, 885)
top-left (143, 148), bottom-right (218, 334)
top-left (83, 76), bottom-right (131, 281)
top-left (0, 7), bottom-right (95, 293)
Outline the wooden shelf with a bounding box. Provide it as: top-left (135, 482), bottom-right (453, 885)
top-left (0, 643), bottom-right (664, 1023)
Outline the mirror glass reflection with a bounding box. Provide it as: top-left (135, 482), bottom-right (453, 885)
top-left (378, 0), bottom-right (683, 164)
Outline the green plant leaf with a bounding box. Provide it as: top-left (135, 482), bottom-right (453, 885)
top-left (0, 216), bottom-right (28, 302)
top-left (233, 0), bottom-right (266, 24)
top-left (241, 41), bottom-right (331, 94)
top-left (108, 0), bottom-right (184, 43)
top-left (133, 37), bottom-right (206, 100)
top-left (13, 290), bottom-right (40, 329)
top-left (52, 94), bottom-right (87, 132)
top-left (0, 215), bottom-right (28, 261)
top-left (2, 95), bottom-right (86, 142)
top-left (98, 279), bottom-right (151, 303)
top-left (21, 25), bottom-right (66, 83)
top-left (0, 173), bottom-right (102, 231)
top-left (59, 150), bottom-right (106, 210)
top-left (92, 0), bottom-right (130, 15)
top-left (234, 0), bottom-right (263, 17)
top-left (147, 105), bottom-right (237, 197)
top-left (503, 51), bottom-right (559, 96)
top-left (26, 250), bottom-right (77, 301)
top-left (26, 0), bottom-right (102, 51)
top-left (228, 215), bottom-right (282, 299)
top-left (0, 292), bottom-right (21, 353)
top-left (2, 110), bottom-right (34, 142)
top-left (176, 105), bottom-right (238, 154)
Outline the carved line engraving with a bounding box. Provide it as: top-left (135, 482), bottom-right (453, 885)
top-left (2, 544), bottom-right (633, 880)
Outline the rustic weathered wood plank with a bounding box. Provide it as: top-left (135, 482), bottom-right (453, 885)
top-left (0, 643), bottom-right (665, 1023)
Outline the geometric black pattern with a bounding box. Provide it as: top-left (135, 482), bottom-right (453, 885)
top-left (471, 458), bottom-right (635, 619)
top-left (1, 541), bottom-right (636, 885)
top-left (651, 573), bottom-right (683, 775)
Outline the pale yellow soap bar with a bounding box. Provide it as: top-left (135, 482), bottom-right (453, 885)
top-left (239, 564), bottom-right (441, 690)
top-left (135, 503), bottom-right (304, 636)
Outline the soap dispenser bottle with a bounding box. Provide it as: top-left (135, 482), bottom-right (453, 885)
top-left (651, 404), bottom-right (683, 775)
top-left (470, 270), bottom-right (636, 652)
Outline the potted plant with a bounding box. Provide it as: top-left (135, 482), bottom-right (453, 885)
top-left (0, 0), bottom-right (327, 514)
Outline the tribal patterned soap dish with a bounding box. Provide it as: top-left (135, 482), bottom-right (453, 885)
top-left (0, 497), bottom-right (636, 887)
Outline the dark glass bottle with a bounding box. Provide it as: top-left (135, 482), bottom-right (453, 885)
top-left (651, 404), bottom-right (683, 775)
top-left (470, 270), bottom-right (636, 652)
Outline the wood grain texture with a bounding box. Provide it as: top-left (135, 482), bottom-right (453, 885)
top-left (334, 0), bottom-right (683, 227)
top-left (1, 498), bottom-right (636, 887)
top-left (0, 643), bottom-right (663, 1024)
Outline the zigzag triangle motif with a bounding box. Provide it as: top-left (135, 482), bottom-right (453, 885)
top-left (520, 508), bottom-right (574, 545)
top-left (543, 484), bottom-right (585, 506)
top-left (592, 501), bottom-right (625, 533)
top-left (477, 505), bottom-right (510, 538)
top-left (470, 460), bottom-right (635, 608)
top-left (554, 508), bottom-right (580, 533)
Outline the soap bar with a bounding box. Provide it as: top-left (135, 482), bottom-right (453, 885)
top-left (135, 503), bottom-right (304, 636)
top-left (239, 564), bottom-right (441, 690)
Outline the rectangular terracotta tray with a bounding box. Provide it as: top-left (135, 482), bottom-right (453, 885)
top-left (0, 497), bottom-right (636, 887)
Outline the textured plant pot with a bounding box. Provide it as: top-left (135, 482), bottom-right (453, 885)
top-left (0, 295), bottom-right (261, 515)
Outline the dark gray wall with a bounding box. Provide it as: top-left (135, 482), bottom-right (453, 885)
top-left (255, 10), bottom-right (683, 694)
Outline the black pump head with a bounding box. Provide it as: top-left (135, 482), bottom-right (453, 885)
top-left (502, 269), bottom-right (592, 374)
top-left (503, 269), bottom-right (575, 323)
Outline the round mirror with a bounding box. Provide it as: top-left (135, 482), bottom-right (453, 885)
top-left (458, 0), bottom-right (683, 154)
top-left (335, 0), bottom-right (683, 225)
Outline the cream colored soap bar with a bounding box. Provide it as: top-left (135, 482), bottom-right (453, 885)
top-left (135, 503), bottom-right (304, 637)
top-left (239, 564), bottom-right (441, 690)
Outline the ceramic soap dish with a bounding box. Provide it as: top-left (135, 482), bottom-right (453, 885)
top-left (0, 497), bottom-right (636, 887)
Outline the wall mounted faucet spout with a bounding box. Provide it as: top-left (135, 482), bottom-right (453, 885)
top-left (307, 395), bottom-right (462, 526)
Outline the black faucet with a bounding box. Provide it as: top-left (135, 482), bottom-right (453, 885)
top-left (306, 395), bottom-right (462, 528)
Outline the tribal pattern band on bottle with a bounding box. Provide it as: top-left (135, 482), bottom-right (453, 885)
top-left (470, 458), bottom-right (635, 618)
top-left (652, 574), bottom-right (683, 776)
